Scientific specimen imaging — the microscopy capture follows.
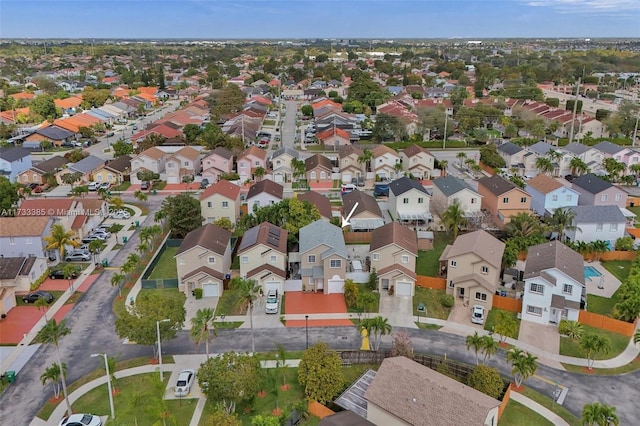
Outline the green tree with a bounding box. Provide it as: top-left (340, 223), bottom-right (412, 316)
top-left (291, 158), bottom-right (306, 182)
top-left (206, 411), bottom-right (242, 426)
top-left (589, 240), bottom-right (609, 262)
top-left (31, 94), bottom-right (58, 119)
top-left (581, 402), bottom-right (619, 426)
top-left (136, 169), bottom-right (160, 186)
top-left (343, 279), bottom-right (359, 309)
top-left (197, 352), bottom-right (261, 414)
top-left (133, 190), bottom-right (148, 205)
top-left (0, 176), bottom-right (21, 214)
top-left (60, 171), bottom-right (83, 188)
top-left (182, 124), bottom-right (202, 145)
top-left (35, 319), bottom-right (72, 416)
top-left (112, 139), bottom-right (133, 157)
top-left (190, 308), bottom-right (217, 359)
top-left (110, 272), bottom-right (126, 298)
top-left (213, 217), bottom-right (234, 231)
top-left (494, 311), bottom-right (518, 344)
top-left (569, 157), bottom-right (589, 176)
top-left (558, 320), bottom-right (583, 341)
top-left (580, 334), bottom-right (612, 370)
top-left (505, 212), bottom-right (543, 239)
top-left (44, 223), bottom-right (79, 260)
top-left (466, 331), bottom-right (483, 365)
top-left (506, 348), bottom-right (538, 387)
top-left (81, 86), bottom-right (111, 108)
top-left (300, 104), bottom-right (313, 117)
top-left (230, 277), bottom-right (262, 353)
top-left (360, 316), bottom-right (392, 351)
top-left (357, 148), bottom-right (373, 174)
top-left (253, 166), bottom-right (266, 181)
top-left (479, 335), bottom-right (499, 364)
top-left (479, 144), bottom-right (506, 169)
top-left (298, 342), bottom-right (344, 404)
top-left (154, 193), bottom-right (203, 238)
top-left (441, 202), bottom-right (468, 239)
top-left (40, 362), bottom-right (67, 399)
top-left (107, 223), bottom-right (125, 244)
top-left (467, 365), bottom-right (504, 399)
top-left (535, 157), bottom-right (554, 175)
top-left (545, 207), bottom-right (579, 242)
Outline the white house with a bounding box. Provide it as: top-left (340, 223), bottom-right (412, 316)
top-left (521, 241), bottom-right (585, 326)
top-left (388, 176), bottom-right (432, 224)
top-left (431, 176), bottom-right (482, 217)
top-left (246, 179), bottom-right (284, 211)
top-left (565, 205), bottom-right (627, 246)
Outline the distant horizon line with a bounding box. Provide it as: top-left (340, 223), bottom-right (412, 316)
top-left (2, 37), bottom-right (639, 41)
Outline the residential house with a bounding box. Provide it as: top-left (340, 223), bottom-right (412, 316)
top-left (56, 155), bottom-right (105, 185)
top-left (237, 222), bottom-right (288, 294)
top-left (93, 155), bottom-right (132, 185)
top-left (497, 142), bottom-right (525, 172)
top-left (270, 146), bottom-right (300, 184)
top-left (237, 146), bottom-right (267, 182)
top-left (477, 175), bottom-right (532, 228)
top-left (18, 155), bottom-right (69, 185)
top-left (431, 176), bottom-right (482, 217)
top-left (527, 142), bottom-right (572, 177)
top-left (338, 144), bottom-right (364, 183)
top-left (246, 180), bottom-right (284, 211)
top-left (0, 256), bottom-right (49, 315)
top-left (305, 154), bottom-right (333, 183)
top-left (297, 191), bottom-right (333, 221)
top-left (565, 205), bottom-right (626, 245)
top-left (521, 241), bottom-right (585, 326)
top-left (563, 143), bottom-right (605, 174)
top-left (299, 220), bottom-right (348, 293)
top-left (399, 144), bottom-right (435, 180)
top-left (371, 145), bottom-right (401, 180)
top-left (0, 217), bottom-right (53, 259)
top-left (130, 147), bottom-right (167, 184)
top-left (342, 190), bottom-right (385, 231)
top-left (572, 173), bottom-right (627, 208)
top-left (165, 146), bottom-right (202, 185)
top-left (369, 223), bottom-right (418, 296)
top-left (317, 127), bottom-right (351, 147)
top-left (388, 176), bottom-right (432, 224)
top-left (525, 174), bottom-right (580, 216)
top-left (593, 141), bottom-right (626, 162)
top-left (201, 147), bottom-right (234, 184)
top-left (364, 357), bottom-right (500, 426)
top-left (0, 146), bottom-right (31, 183)
top-left (175, 224), bottom-right (232, 297)
top-left (200, 180), bottom-right (242, 224)
top-left (439, 230), bottom-right (505, 309)
top-left (23, 125), bottom-right (75, 147)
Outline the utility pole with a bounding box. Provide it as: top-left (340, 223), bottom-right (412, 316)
top-left (442, 109), bottom-right (448, 149)
top-left (632, 110), bottom-right (640, 148)
top-left (568, 78), bottom-right (581, 145)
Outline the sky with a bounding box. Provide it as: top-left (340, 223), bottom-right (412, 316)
top-left (1, 0), bottom-right (639, 39)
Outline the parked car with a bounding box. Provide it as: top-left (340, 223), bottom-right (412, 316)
top-left (50, 269), bottom-right (79, 279)
top-left (99, 182), bottom-right (110, 190)
top-left (22, 291), bottom-right (54, 304)
top-left (140, 181), bottom-right (150, 190)
top-left (87, 182), bottom-right (98, 191)
top-left (106, 131), bottom-right (115, 137)
top-left (132, 125), bottom-right (138, 130)
top-left (174, 369), bottom-right (195, 397)
top-left (341, 184), bottom-right (357, 195)
top-left (65, 251), bottom-right (92, 262)
top-left (471, 305), bottom-right (485, 325)
top-left (90, 230), bottom-right (111, 239)
top-left (58, 413), bottom-right (102, 426)
top-left (200, 178), bottom-right (209, 189)
top-left (265, 289), bottom-right (279, 314)
top-left (109, 210), bottom-right (131, 220)
top-left (81, 235), bottom-right (106, 244)
top-left (357, 176), bottom-right (365, 187)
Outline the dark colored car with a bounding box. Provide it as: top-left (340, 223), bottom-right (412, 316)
top-left (49, 269), bottom-right (78, 280)
top-left (373, 183), bottom-right (389, 197)
top-left (22, 291), bottom-right (54, 304)
top-left (141, 181), bottom-right (150, 190)
top-left (200, 178), bottom-right (209, 189)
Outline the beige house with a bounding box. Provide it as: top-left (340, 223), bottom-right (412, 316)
top-left (305, 153), bottom-right (333, 183)
top-left (369, 223), bottom-right (417, 296)
top-left (342, 191), bottom-right (385, 231)
top-left (0, 256), bottom-right (49, 316)
top-left (338, 144), bottom-right (364, 182)
top-left (237, 222), bottom-right (288, 294)
top-left (439, 230), bottom-right (505, 308)
top-left (431, 176), bottom-right (482, 217)
top-left (199, 180), bottom-right (242, 224)
top-left (165, 146), bottom-right (202, 185)
top-left (131, 146), bottom-right (166, 184)
top-left (399, 144), bottom-right (435, 180)
top-left (371, 144), bottom-right (401, 180)
top-left (175, 224), bottom-right (232, 297)
top-left (270, 146), bottom-right (300, 184)
top-left (299, 220), bottom-right (348, 293)
top-left (93, 155), bottom-right (132, 185)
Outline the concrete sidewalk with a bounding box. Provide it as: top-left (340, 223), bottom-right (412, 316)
top-left (510, 391), bottom-right (570, 426)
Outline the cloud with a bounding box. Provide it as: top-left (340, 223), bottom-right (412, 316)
top-left (525, 0), bottom-right (640, 15)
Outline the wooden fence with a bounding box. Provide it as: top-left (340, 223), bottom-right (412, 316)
top-left (416, 275), bottom-right (447, 290)
top-left (598, 251), bottom-right (637, 261)
top-left (344, 232), bottom-right (373, 244)
top-left (578, 311), bottom-right (637, 337)
top-left (492, 295), bottom-right (523, 313)
top-left (479, 161), bottom-right (496, 176)
top-left (308, 401), bottom-right (334, 419)
top-left (498, 383), bottom-right (513, 421)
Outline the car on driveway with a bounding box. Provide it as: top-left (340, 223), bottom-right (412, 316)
top-left (49, 269), bottom-right (79, 279)
top-left (174, 369), bottom-right (195, 397)
top-left (65, 251), bottom-right (92, 262)
top-left (58, 413), bottom-right (102, 426)
top-left (81, 235), bottom-right (105, 244)
top-left (471, 305), bottom-right (485, 325)
top-left (22, 290), bottom-right (54, 304)
top-left (265, 289), bottom-right (279, 314)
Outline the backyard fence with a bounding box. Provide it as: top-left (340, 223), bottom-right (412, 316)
top-left (139, 238), bottom-right (182, 289)
top-left (344, 232), bottom-right (373, 244)
top-left (578, 311), bottom-right (637, 337)
top-left (479, 161), bottom-right (496, 176)
top-left (498, 383), bottom-right (513, 421)
top-left (308, 401), bottom-right (334, 419)
top-left (141, 278), bottom-right (179, 289)
top-left (597, 251), bottom-right (637, 261)
top-left (492, 295), bottom-right (523, 313)
top-left (416, 275), bottom-right (447, 290)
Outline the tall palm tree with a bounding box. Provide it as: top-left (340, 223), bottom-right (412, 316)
top-left (44, 224), bottom-right (79, 260)
top-left (581, 402), bottom-right (619, 426)
top-left (137, 242), bottom-right (149, 255)
top-left (110, 196), bottom-right (125, 210)
top-left (88, 239), bottom-right (106, 264)
top-left (546, 207), bottom-right (579, 242)
top-left (230, 277), bottom-right (262, 353)
top-left (40, 362), bottom-right (67, 399)
top-left (480, 335), bottom-right (499, 364)
top-left (589, 240), bottom-right (609, 262)
top-left (393, 162), bottom-right (403, 178)
top-left (505, 212), bottom-right (542, 239)
top-left (535, 157), bottom-right (554, 176)
top-left (361, 316), bottom-right (392, 351)
top-left (126, 252), bottom-right (140, 267)
top-left (456, 151), bottom-right (467, 167)
top-left (253, 166), bottom-right (266, 182)
top-left (35, 297), bottom-right (51, 321)
top-left (357, 149), bottom-right (373, 174)
top-left (546, 149), bottom-right (563, 163)
top-left (111, 272), bottom-right (126, 297)
top-left (580, 334), bottom-right (612, 370)
top-left (569, 157), bottom-right (589, 176)
top-left (506, 348), bottom-right (538, 387)
top-left (291, 158), bottom-right (306, 182)
top-left (190, 308), bottom-right (217, 359)
top-left (35, 319), bottom-right (72, 416)
top-left (439, 160), bottom-right (448, 177)
top-left (441, 202), bottom-right (468, 239)
top-left (133, 190), bottom-right (148, 204)
top-left (630, 164), bottom-right (640, 180)
top-left (466, 332), bottom-right (483, 365)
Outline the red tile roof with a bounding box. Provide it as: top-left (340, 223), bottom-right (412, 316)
top-left (200, 180), bottom-right (241, 201)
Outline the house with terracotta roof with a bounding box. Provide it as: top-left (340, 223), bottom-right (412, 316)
top-left (399, 144), bottom-right (435, 180)
top-left (369, 223), bottom-right (418, 296)
top-left (297, 191), bottom-right (332, 221)
top-left (238, 222), bottom-right (288, 294)
top-left (525, 175), bottom-right (580, 216)
top-left (165, 146), bottom-right (202, 185)
top-left (175, 224), bottom-right (232, 297)
top-left (54, 96), bottom-right (82, 113)
top-left (376, 101), bottom-right (418, 136)
top-left (0, 107), bottom-right (30, 124)
top-left (10, 92), bottom-right (35, 101)
top-left (477, 175), bottom-right (532, 229)
top-left (53, 113), bottom-right (103, 134)
top-left (201, 147), bottom-right (234, 184)
top-left (200, 180), bottom-right (242, 224)
top-left (305, 154), bottom-right (333, 183)
top-left (18, 155), bottom-right (70, 185)
top-left (93, 155), bottom-right (132, 185)
top-left (337, 145), bottom-right (365, 182)
top-left (246, 180), bottom-right (284, 211)
top-left (0, 216), bottom-right (53, 259)
top-left (130, 147), bottom-right (167, 184)
top-left (237, 146), bottom-right (267, 182)
top-left (371, 145), bottom-right (401, 180)
top-left (317, 127), bottom-right (351, 147)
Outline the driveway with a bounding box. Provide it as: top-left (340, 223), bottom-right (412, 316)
top-left (519, 321), bottom-right (562, 368)
top-left (440, 299), bottom-right (484, 335)
top-left (378, 294), bottom-right (416, 328)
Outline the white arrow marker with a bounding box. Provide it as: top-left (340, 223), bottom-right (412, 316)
top-left (341, 202), bottom-right (359, 228)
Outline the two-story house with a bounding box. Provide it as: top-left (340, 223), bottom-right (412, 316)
top-left (237, 146), bottom-right (267, 182)
top-left (431, 176), bottom-right (482, 217)
top-left (269, 147), bottom-right (299, 184)
top-left (165, 146), bottom-right (202, 184)
top-left (175, 224), bottom-right (232, 297)
top-left (497, 142), bottom-right (526, 174)
top-left (299, 220), bottom-right (348, 294)
top-left (388, 176), bottom-right (432, 224)
top-left (572, 173), bottom-right (627, 209)
top-left (521, 241), bottom-right (585, 326)
top-left (297, 191), bottom-right (333, 221)
top-left (0, 216), bottom-right (53, 259)
top-left (369, 222), bottom-right (418, 296)
top-left (439, 230), bottom-right (505, 309)
top-left (131, 147), bottom-right (167, 184)
top-left (525, 174), bottom-right (580, 216)
top-left (0, 147), bottom-right (31, 183)
top-left (246, 179), bottom-right (284, 211)
top-left (338, 144), bottom-right (364, 183)
top-left (371, 144), bottom-right (401, 180)
top-left (342, 190), bottom-right (385, 231)
top-left (200, 180), bottom-right (242, 224)
top-left (399, 144), bottom-right (435, 180)
top-left (305, 153), bottom-right (333, 183)
top-left (238, 222), bottom-right (288, 294)
top-left (201, 147), bottom-right (234, 184)
top-left (564, 142), bottom-right (605, 174)
top-left (18, 155), bottom-right (69, 186)
top-left (477, 175), bottom-right (532, 229)
top-left (565, 205), bottom-right (627, 245)
top-left (93, 155), bottom-right (132, 185)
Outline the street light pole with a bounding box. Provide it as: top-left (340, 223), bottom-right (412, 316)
top-left (91, 353), bottom-right (115, 420)
top-left (305, 315), bottom-right (309, 349)
top-left (156, 318), bottom-right (170, 380)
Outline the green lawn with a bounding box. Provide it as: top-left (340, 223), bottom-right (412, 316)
top-left (347, 284), bottom-right (379, 314)
top-left (412, 287), bottom-right (452, 320)
top-left (499, 400), bottom-right (553, 426)
top-left (600, 260), bottom-right (631, 282)
top-left (559, 324), bottom-right (630, 360)
top-left (416, 232), bottom-right (452, 277)
top-left (215, 288), bottom-right (246, 316)
top-left (586, 260), bottom-right (630, 317)
top-left (148, 246), bottom-right (179, 279)
top-left (561, 357), bottom-right (640, 375)
top-left (518, 387), bottom-right (581, 426)
top-left (484, 309), bottom-right (521, 340)
top-left (138, 288), bottom-right (185, 307)
top-left (111, 182), bottom-right (131, 191)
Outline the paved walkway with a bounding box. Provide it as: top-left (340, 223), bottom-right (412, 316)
top-left (509, 391), bottom-right (570, 426)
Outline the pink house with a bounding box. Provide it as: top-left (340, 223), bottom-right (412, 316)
top-left (237, 146), bottom-right (267, 181)
top-left (202, 147), bottom-right (234, 183)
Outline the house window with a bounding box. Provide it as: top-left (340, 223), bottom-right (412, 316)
top-left (527, 305), bottom-right (543, 316)
top-left (308, 255), bottom-right (316, 263)
top-left (601, 194), bottom-right (608, 202)
top-left (207, 257), bottom-right (215, 264)
top-left (167, 162), bottom-right (175, 168)
top-left (401, 255), bottom-right (409, 264)
top-left (418, 198), bottom-right (424, 204)
top-left (276, 160), bottom-right (281, 166)
top-left (615, 194), bottom-right (621, 202)
top-left (184, 161), bottom-right (190, 167)
top-left (222, 201), bottom-right (229, 208)
top-left (502, 197), bottom-right (509, 203)
top-left (566, 195), bottom-right (572, 201)
top-left (610, 223), bottom-right (618, 232)
top-left (449, 280), bottom-right (454, 288)
top-left (596, 223), bottom-right (603, 232)
top-left (475, 292), bottom-right (487, 301)
top-left (372, 253), bottom-right (380, 261)
top-left (530, 283), bottom-right (544, 294)
top-left (255, 161), bottom-right (260, 166)
top-left (270, 255), bottom-right (277, 263)
top-left (521, 197), bottom-right (527, 203)
top-left (320, 171), bottom-right (326, 179)
top-left (563, 284), bottom-right (573, 295)
top-left (207, 202), bottom-right (212, 208)
top-left (241, 256), bottom-right (248, 264)
top-left (310, 171), bottom-right (316, 179)
top-left (552, 195), bottom-right (558, 201)
top-left (403, 198), bottom-right (409, 204)
top-left (240, 162), bottom-right (246, 168)
top-left (450, 260), bottom-right (457, 267)
top-left (330, 259), bottom-right (341, 268)
top-left (481, 266), bottom-right (488, 274)
top-left (471, 198), bottom-right (476, 204)
top-left (25, 237), bottom-right (32, 245)
top-left (22, 175), bottom-right (28, 182)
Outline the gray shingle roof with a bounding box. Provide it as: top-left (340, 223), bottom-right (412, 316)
top-left (478, 175), bottom-right (518, 196)
top-left (299, 220), bottom-right (347, 259)
top-left (176, 224), bottom-right (232, 256)
top-left (567, 205), bottom-right (626, 223)
top-left (68, 155), bottom-right (104, 174)
top-left (528, 142), bottom-right (554, 156)
top-left (497, 141), bottom-right (523, 155)
top-left (572, 173), bottom-right (612, 194)
top-left (32, 155), bottom-right (70, 174)
top-left (35, 125), bottom-right (75, 141)
top-left (563, 142), bottom-right (588, 156)
top-left (246, 179), bottom-right (283, 200)
top-left (0, 146), bottom-right (30, 162)
top-left (389, 176), bottom-right (429, 196)
top-left (593, 141), bottom-right (625, 155)
top-left (432, 176), bottom-right (476, 197)
top-left (271, 146), bottom-right (299, 160)
top-left (524, 241), bottom-right (585, 285)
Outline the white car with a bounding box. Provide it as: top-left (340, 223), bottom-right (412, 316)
top-left (471, 305), bottom-right (485, 325)
top-left (58, 413), bottom-right (102, 426)
top-left (174, 369), bottom-right (195, 397)
top-left (265, 289), bottom-right (279, 314)
top-left (87, 182), bottom-right (98, 191)
top-left (109, 210), bottom-right (131, 220)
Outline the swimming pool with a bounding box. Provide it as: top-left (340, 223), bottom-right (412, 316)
top-left (584, 266), bottom-right (602, 280)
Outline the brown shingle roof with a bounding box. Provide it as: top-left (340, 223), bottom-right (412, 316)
top-left (246, 264), bottom-right (287, 280)
top-left (305, 153), bottom-right (333, 172)
top-left (524, 241), bottom-right (585, 285)
top-left (376, 264), bottom-right (417, 280)
top-left (0, 257), bottom-right (34, 280)
top-left (297, 191), bottom-right (332, 219)
top-left (338, 144), bottom-right (363, 159)
top-left (176, 224), bottom-right (231, 256)
top-left (365, 357), bottom-right (500, 426)
top-left (139, 146), bottom-right (166, 161)
top-left (238, 222), bottom-right (288, 254)
top-left (371, 144), bottom-right (398, 158)
top-left (200, 180), bottom-right (241, 201)
top-left (182, 266), bottom-right (225, 281)
top-left (478, 175), bottom-right (519, 196)
top-left (247, 180), bottom-right (284, 200)
top-left (370, 222), bottom-right (418, 255)
top-left (103, 155), bottom-right (132, 173)
top-left (210, 146), bottom-right (234, 160)
top-left (342, 191), bottom-right (383, 218)
top-left (240, 145), bottom-right (267, 161)
top-left (402, 144), bottom-right (432, 158)
top-left (31, 156), bottom-right (70, 174)
top-left (441, 230), bottom-right (505, 269)
top-left (526, 174), bottom-right (562, 194)
top-left (173, 146), bottom-right (201, 161)
top-left (0, 216), bottom-right (50, 237)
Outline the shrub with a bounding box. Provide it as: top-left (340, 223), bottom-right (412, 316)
top-left (391, 331), bottom-right (414, 358)
top-left (193, 288), bottom-right (203, 299)
top-left (367, 268), bottom-right (378, 291)
top-left (344, 279), bottom-right (359, 308)
top-left (558, 320), bottom-right (583, 340)
top-left (467, 365), bottom-right (504, 399)
top-left (615, 236), bottom-right (634, 251)
top-left (30, 269), bottom-right (51, 291)
top-left (440, 294), bottom-right (454, 308)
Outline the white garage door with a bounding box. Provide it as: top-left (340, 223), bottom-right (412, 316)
top-left (342, 173), bottom-right (352, 184)
top-left (202, 283), bottom-right (219, 297)
top-left (327, 275), bottom-right (345, 294)
top-left (264, 281), bottom-right (280, 294)
top-left (274, 173), bottom-right (284, 183)
top-left (395, 282), bottom-right (413, 296)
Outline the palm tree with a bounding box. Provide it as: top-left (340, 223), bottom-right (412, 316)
top-left (589, 240), bottom-right (609, 262)
top-left (535, 157), bottom-right (554, 176)
top-left (254, 166), bottom-right (266, 182)
top-left (126, 252), bottom-right (140, 267)
top-left (230, 277), bottom-right (262, 353)
top-left (107, 223), bottom-right (125, 244)
top-left (581, 402), bottom-right (619, 426)
top-left (137, 241), bottom-right (149, 255)
top-left (133, 190), bottom-right (148, 204)
top-left (111, 272), bottom-right (126, 297)
top-left (546, 207), bottom-right (579, 242)
top-left (393, 162), bottom-right (403, 178)
top-left (630, 164), bottom-right (640, 181)
top-left (456, 151), bottom-right (467, 167)
top-left (110, 196), bottom-right (125, 210)
top-left (602, 158), bottom-right (625, 183)
top-left (505, 212), bottom-right (542, 239)
top-left (479, 335), bottom-right (499, 364)
top-left (88, 239), bottom-right (106, 264)
top-left (506, 348), bottom-right (538, 388)
top-left (466, 332), bottom-right (483, 365)
top-left (439, 160), bottom-right (448, 177)
top-left (190, 308), bottom-right (217, 359)
top-left (35, 297), bottom-right (51, 321)
top-left (35, 319), bottom-right (72, 416)
top-left (62, 264), bottom-right (78, 292)
top-left (569, 157), bottom-right (589, 176)
top-left (361, 316), bottom-right (392, 351)
top-left (357, 149), bottom-right (373, 174)
top-left (291, 158), bottom-right (306, 182)
top-left (547, 149), bottom-right (563, 164)
top-left (580, 334), bottom-right (612, 370)
top-left (40, 362), bottom-right (67, 399)
top-left (44, 224), bottom-right (79, 260)
top-left (441, 202), bottom-right (468, 239)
